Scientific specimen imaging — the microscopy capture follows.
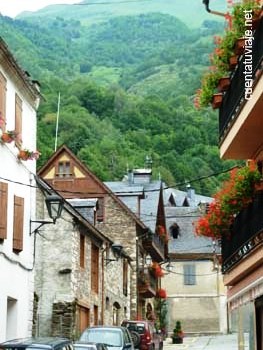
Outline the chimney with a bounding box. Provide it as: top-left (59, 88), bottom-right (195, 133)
top-left (186, 184), bottom-right (195, 201)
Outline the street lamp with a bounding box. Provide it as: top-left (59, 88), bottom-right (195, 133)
top-left (202, 0), bottom-right (226, 17)
top-left (30, 193), bottom-right (64, 235)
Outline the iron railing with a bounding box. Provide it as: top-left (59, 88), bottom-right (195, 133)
top-left (219, 17), bottom-right (263, 140)
top-left (222, 190), bottom-right (263, 273)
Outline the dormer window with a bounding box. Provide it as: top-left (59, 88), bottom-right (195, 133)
top-left (57, 161), bottom-right (72, 178)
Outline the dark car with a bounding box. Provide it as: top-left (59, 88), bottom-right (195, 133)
top-left (79, 326), bottom-right (134, 350)
top-left (121, 321), bottom-right (163, 350)
top-left (0, 338), bottom-right (73, 350)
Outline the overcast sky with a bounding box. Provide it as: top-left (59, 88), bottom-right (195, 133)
top-left (0, 0), bottom-right (81, 18)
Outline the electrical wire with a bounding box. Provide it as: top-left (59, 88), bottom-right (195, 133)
top-left (0, 164), bottom-right (238, 194)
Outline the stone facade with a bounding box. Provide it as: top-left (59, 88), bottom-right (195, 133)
top-left (97, 195), bottom-right (138, 320)
top-left (34, 187), bottom-right (131, 338)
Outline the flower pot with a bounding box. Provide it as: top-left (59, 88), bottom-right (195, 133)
top-left (217, 77), bottom-right (231, 92)
top-left (252, 9), bottom-right (263, 30)
top-left (18, 150), bottom-right (30, 161)
top-left (211, 93), bottom-right (223, 109)
top-left (234, 38), bottom-right (245, 56)
top-left (172, 337), bottom-right (183, 344)
top-left (1, 132), bottom-right (13, 143)
top-left (229, 55), bottom-right (238, 70)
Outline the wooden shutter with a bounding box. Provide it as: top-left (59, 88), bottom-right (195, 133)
top-left (13, 196), bottom-right (24, 252)
top-left (0, 72), bottom-right (7, 130)
top-left (15, 93), bottom-right (22, 138)
top-left (79, 306), bottom-right (90, 333)
top-left (0, 182), bottom-right (8, 239)
top-left (91, 244), bottom-right (99, 293)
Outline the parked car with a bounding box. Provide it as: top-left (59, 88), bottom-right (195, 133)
top-left (0, 337), bottom-right (73, 350)
top-left (73, 342), bottom-right (107, 350)
top-left (121, 320), bottom-right (163, 350)
top-left (79, 326), bottom-right (134, 350)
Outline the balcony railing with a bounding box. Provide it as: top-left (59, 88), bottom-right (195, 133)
top-left (219, 17), bottom-right (263, 141)
top-left (222, 190), bottom-right (263, 273)
top-left (142, 232), bottom-right (165, 262)
top-left (138, 267), bottom-right (157, 298)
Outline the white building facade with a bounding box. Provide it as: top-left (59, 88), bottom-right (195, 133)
top-left (0, 37), bottom-right (40, 341)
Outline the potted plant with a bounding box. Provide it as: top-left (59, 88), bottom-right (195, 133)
top-left (18, 149), bottom-right (41, 161)
top-left (195, 162), bottom-right (261, 239)
top-left (172, 321), bottom-right (184, 344)
top-left (1, 130), bottom-right (17, 143)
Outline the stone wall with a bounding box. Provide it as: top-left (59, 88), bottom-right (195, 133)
top-left (97, 195), bottom-right (138, 320)
top-left (52, 301), bottom-right (76, 338)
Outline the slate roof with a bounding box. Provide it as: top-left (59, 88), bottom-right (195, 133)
top-left (164, 187), bottom-right (220, 254)
top-left (67, 198), bottom-right (98, 224)
top-left (105, 176), bottom-right (162, 233)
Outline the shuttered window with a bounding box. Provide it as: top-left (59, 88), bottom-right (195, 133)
top-left (13, 196), bottom-right (24, 253)
top-left (15, 93), bottom-right (22, 140)
top-left (0, 72), bottom-right (7, 130)
top-left (183, 264), bottom-right (196, 285)
top-left (91, 243), bottom-right (99, 293)
top-left (0, 182), bottom-right (8, 239)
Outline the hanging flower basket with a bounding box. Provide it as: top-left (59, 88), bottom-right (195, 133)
top-left (211, 93), bottom-right (223, 109)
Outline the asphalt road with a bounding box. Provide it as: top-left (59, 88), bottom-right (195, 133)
top-left (164, 333), bottom-right (248, 349)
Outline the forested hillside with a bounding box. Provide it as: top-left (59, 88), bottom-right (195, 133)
top-left (0, 10), bottom-right (237, 196)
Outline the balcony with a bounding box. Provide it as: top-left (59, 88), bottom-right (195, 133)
top-left (138, 267), bottom-right (157, 298)
top-left (222, 190), bottom-right (263, 273)
top-left (219, 17), bottom-right (263, 160)
top-left (142, 233), bottom-right (165, 263)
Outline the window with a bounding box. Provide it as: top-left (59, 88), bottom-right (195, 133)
top-left (57, 161), bottom-right (72, 178)
top-left (0, 182), bottom-right (8, 240)
top-left (13, 196), bottom-right (24, 253)
top-left (183, 264), bottom-right (196, 285)
top-left (80, 234), bottom-right (85, 268)
top-left (15, 93), bottom-right (22, 141)
top-left (94, 305), bottom-right (98, 325)
top-left (91, 244), bottom-right (99, 293)
top-left (123, 260), bottom-right (128, 296)
top-left (0, 71), bottom-right (7, 130)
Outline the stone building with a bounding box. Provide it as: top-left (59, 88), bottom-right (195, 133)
top-left (38, 146), bottom-right (167, 323)
top-left (162, 187), bottom-right (227, 335)
top-left (33, 178), bottom-right (131, 338)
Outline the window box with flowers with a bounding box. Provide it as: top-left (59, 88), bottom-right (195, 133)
top-left (18, 149), bottom-right (41, 161)
top-left (194, 0), bottom-right (262, 109)
top-left (194, 162), bottom-right (261, 239)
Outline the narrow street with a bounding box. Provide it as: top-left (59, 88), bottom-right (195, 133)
top-left (164, 333), bottom-right (248, 350)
